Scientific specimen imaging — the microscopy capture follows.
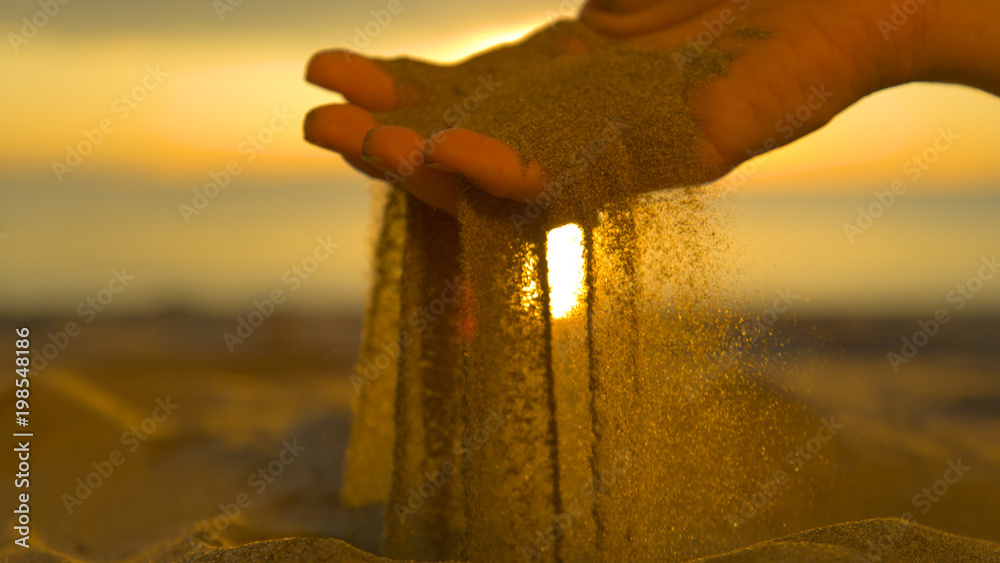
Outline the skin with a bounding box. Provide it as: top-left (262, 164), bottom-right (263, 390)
top-left (303, 0), bottom-right (1000, 216)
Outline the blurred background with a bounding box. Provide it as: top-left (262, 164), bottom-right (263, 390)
top-left (2, 0), bottom-right (999, 320)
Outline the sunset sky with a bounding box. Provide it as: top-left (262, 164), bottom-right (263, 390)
top-left (2, 0), bottom-right (999, 318)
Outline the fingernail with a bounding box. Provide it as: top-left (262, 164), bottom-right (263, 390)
top-left (361, 154), bottom-right (387, 167)
top-left (422, 147), bottom-right (457, 173)
top-left (361, 129), bottom-right (391, 168)
top-left (361, 129), bottom-right (378, 159)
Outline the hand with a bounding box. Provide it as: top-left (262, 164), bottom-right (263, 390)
top-left (303, 0), bottom-right (990, 216)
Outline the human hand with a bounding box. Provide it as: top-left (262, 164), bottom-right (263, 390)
top-left (303, 0), bottom-right (975, 215)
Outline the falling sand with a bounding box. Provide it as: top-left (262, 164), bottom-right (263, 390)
top-left (338, 19), bottom-right (1000, 563)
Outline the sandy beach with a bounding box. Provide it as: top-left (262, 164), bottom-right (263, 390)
top-left (1, 314), bottom-right (997, 562)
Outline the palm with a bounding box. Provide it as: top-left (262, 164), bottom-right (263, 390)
top-left (628, 0), bottom-right (898, 166)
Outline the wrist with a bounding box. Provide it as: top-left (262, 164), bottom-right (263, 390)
top-left (814, 0), bottom-right (929, 101)
top-left (848, 0), bottom-right (930, 92)
top-left (905, 0), bottom-right (1000, 95)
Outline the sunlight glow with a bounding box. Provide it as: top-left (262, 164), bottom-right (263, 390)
top-left (390, 17), bottom-right (550, 63)
top-left (546, 223), bottom-right (587, 319)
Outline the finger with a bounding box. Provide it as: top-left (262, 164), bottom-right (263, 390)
top-left (580, 0), bottom-right (725, 37)
top-left (305, 50), bottom-right (397, 112)
top-left (425, 129), bottom-right (546, 202)
top-left (304, 104), bottom-right (390, 179)
top-left (343, 154), bottom-right (390, 179)
top-left (304, 103), bottom-right (378, 156)
top-left (363, 126), bottom-right (459, 215)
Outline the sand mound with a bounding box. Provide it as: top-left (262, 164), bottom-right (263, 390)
top-left (7, 518), bottom-right (995, 562)
top-left (697, 518), bottom-right (1000, 562)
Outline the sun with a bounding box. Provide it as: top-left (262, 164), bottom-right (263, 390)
top-left (546, 223), bottom-right (587, 319)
